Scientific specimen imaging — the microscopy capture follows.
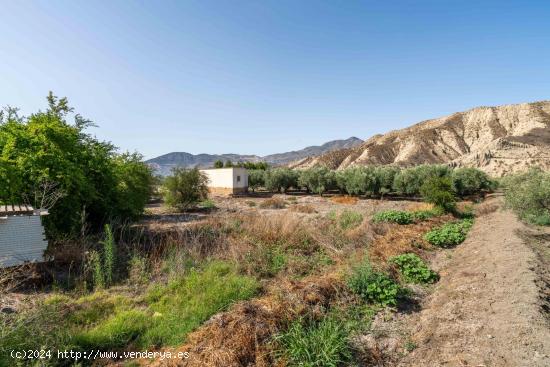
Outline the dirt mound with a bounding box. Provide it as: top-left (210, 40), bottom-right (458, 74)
top-left (291, 101), bottom-right (550, 176)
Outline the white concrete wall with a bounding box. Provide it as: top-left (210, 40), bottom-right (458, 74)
top-left (201, 168), bottom-right (248, 189)
top-left (0, 215), bottom-right (48, 268)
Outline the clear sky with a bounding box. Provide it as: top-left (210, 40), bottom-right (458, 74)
top-left (1, 0), bottom-right (549, 159)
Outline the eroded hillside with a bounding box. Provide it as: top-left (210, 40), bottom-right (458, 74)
top-left (291, 101), bottom-right (550, 176)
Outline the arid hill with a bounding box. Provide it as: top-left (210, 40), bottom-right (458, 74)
top-left (291, 101), bottom-right (550, 176)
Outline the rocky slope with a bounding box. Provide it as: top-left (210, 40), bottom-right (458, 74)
top-left (147, 137), bottom-right (362, 175)
top-left (291, 101), bottom-right (550, 176)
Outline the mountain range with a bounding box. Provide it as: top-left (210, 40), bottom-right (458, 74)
top-left (147, 137), bottom-right (363, 175)
top-left (148, 100), bottom-right (550, 177)
top-left (291, 101), bottom-right (550, 176)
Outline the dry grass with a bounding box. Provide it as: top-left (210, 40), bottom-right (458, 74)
top-left (475, 200), bottom-right (500, 216)
top-left (330, 196), bottom-right (358, 205)
top-left (367, 215), bottom-right (452, 266)
top-left (406, 202), bottom-right (435, 212)
top-left (148, 274), bottom-right (345, 367)
top-left (259, 198), bottom-right (287, 209)
top-left (289, 204), bottom-right (317, 214)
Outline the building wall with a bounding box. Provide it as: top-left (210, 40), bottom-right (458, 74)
top-left (201, 168), bottom-right (248, 193)
top-left (0, 216), bottom-right (48, 268)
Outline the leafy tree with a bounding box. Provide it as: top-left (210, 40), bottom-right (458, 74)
top-left (242, 161), bottom-right (268, 170)
top-left (452, 167), bottom-right (493, 196)
top-left (224, 160), bottom-right (234, 168)
top-left (162, 168), bottom-right (209, 210)
top-left (213, 160), bottom-right (224, 168)
top-left (0, 93), bottom-right (153, 236)
top-left (335, 166), bottom-right (379, 196)
top-left (502, 168), bottom-right (550, 225)
top-left (420, 176), bottom-right (456, 212)
top-left (264, 168), bottom-right (298, 193)
top-left (248, 169), bottom-right (265, 192)
top-left (297, 167), bottom-right (334, 195)
top-left (393, 164), bottom-right (451, 195)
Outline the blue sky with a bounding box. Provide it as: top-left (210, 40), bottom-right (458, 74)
top-left (1, 0), bottom-right (549, 159)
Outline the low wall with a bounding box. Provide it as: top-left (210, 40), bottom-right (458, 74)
top-left (208, 187), bottom-right (248, 196)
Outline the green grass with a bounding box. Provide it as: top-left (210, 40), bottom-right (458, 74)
top-left (424, 219), bottom-right (474, 248)
top-left (0, 261), bottom-right (259, 364)
top-left (336, 210), bottom-right (364, 230)
top-left (275, 316), bottom-right (352, 367)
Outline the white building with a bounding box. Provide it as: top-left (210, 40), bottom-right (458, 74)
top-left (0, 205), bottom-right (49, 268)
top-left (200, 167), bottom-right (248, 196)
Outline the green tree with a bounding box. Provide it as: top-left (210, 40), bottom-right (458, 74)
top-left (213, 160), bottom-right (224, 168)
top-left (224, 160), bottom-right (233, 168)
top-left (162, 168), bottom-right (209, 210)
top-left (420, 176), bottom-right (456, 212)
top-left (452, 167), bottom-right (493, 196)
top-left (264, 168), bottom-right (298, 193)
top-left (502, 168), bottom-right (550, 225)
top-left (297, 167), bottom-right (334, 195)
top-left (248, 169), bottom-right (265, 192)
top-left (0, 93), bottom-right (153, 236)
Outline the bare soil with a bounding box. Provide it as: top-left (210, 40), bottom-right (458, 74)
top-left (399, 198), bottom-right (550, 367)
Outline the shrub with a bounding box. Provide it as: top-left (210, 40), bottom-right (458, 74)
top-left (348, 261), bottom-right (402, 306)
top-left (248, 169), bottom-right (265, 192)
top-left (502, 168), bottom-right (550, 225)
top-left (259, 197), bottom-right (287, 209)
top-left (372, 210), bottom-right (413, 224)
top-left (420, 176), bottom-right (456, 212)
top-left (162, 167), bottom-right (209, 210)
top-left (198, 199), bottom-right (217, 210)
top-left (424, 219), bottom-right (473, 247)
top-left (0, 93), bottom-right (154, 236)
top-left (265, 168), bottom-right (299, 193)
top-left (338, 210), bottom-right (364, 230)
top-left (452, 167), bottom-right (493, 196)
top-left (298, 167), bottom-right (335, 195)
top-left (390, 253), bottom-right (439, 284)
top-left (275, 316), bottom-right (351, 367)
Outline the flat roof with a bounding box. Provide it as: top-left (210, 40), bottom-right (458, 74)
top-left (0, 204), bottom-right (35, 216)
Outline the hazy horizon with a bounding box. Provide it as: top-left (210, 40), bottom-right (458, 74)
top-left (2, 1), bottom-right (550, 159)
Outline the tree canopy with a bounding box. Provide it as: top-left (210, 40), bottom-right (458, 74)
top-left (0, 92), bottom-right (153, 236)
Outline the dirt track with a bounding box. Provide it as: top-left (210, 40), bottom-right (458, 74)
top-left (400, 200), bottom-right (550, 367)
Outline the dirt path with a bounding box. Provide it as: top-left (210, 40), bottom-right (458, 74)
top-left (400, 200), bottom-right (550, 367)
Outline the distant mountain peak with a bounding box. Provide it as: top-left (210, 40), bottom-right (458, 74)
top-left (146, 137), bottom-right (364, 175)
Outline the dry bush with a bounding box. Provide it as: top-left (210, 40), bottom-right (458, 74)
top-left (475, 200), bottom-right (499, 216)
top-left (330, 196), bottom-right (358, 205)
top-left (289, 204), bottom-right (317, 214)
top-left (149, 274), bottom-right (345, 367)
top-left (259, 198), bottom-right (287, 209)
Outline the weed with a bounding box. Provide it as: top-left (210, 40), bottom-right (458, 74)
top-left (128, 254), bottom-right (150, 285)
top-left (260, 197), bottom-right (287, 209)
top-left (275, 316), bottom-right (351, 367)
top-left (348, 260), bottom-right (403, 306)
top-left (88, 250), bottom-right (105, 289)
top-left (100, 224), bottom-right (116, 286)
top-left (338, 210), bottom-right (364, 230)
top-left (424, 219), bottom-right (474, 247)
top-left (404, 339), bottom-right (417, 352)
top-left (198, 199), bottom-right (217, 210)
top-left (289, 204), bottom-right (317, 214)
top-left (245, 200), bottom-right (257, 207)
top-left (372, 210), bottom-right (413, 224)
top-left (390, 253), bottom-right (439, 284)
